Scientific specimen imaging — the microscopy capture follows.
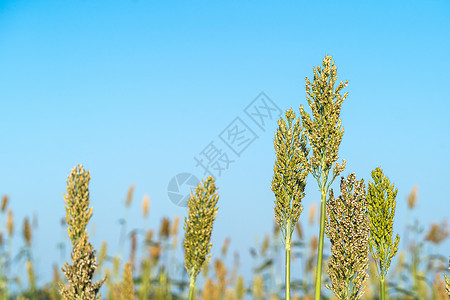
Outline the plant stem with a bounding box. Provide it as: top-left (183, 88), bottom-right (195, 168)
top-left (380, 278), bottom-right (385, 300)
top-left (314, 178), bottom-right (327, 300)
top-left (285, 224), bottom-right (291, 300)
top-left (188, 275), bottom-right (196, 300)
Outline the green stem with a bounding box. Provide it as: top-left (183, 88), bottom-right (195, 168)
top-left (188, 275), bottom-right (196, 300)
top-left (314, 182), bottom-right (327, 300)
top-left (285, 228), bottom-right (291, 300)
top-left (380, 278), bottom-right (385, 300)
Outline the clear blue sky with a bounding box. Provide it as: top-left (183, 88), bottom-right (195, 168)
top-left (1, 0), bottom-right (449, 290)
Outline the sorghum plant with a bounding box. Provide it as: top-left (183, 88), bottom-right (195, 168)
top-left (367, 167), bottom-right (400, 300)
top-left (272, 108), bottom-right (309, 300)
top-left (299, 55), bottom-right (347, 300)
top-left (325, 174), bottom-right (369, 299)
top-left (60, 165), bottom-right (105, 300)
top-left (184, 176), bottom-right (219, 300)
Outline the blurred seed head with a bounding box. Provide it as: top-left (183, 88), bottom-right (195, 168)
top-left (252, 275), bottom-right (264, 300)
top-left (130, 231), bottom-right (137, 266)
top-left (260, 235), bottom-right (269, 257)
top-left (1, 195), bottom-right (8, 212)
top-left (424, 220), bottom-right (449, 245)
top-left (308, 202), bottom-right (317, 225)
top-left (235, 276), bottom-right (245, 300)
top-left (221, 237), bottom-right (231, 257)
top-left (125, 184), bottom-right (135, 207)
top-left (23, 217), bottom-right (32, 247)
top-left (295, 222), bottom-right (303, 240)
top-left (142, 195), bottom-right (150, 218)
top-left (150, 244), bottom-right (161, 262)
top-left (172, 216), bottom-right (180, 236)
top-left (310, 236), bottom-right (318, 254)
top-left (159, 217), bottom-right (170, 240)
top-left (7, 209), bottom-right (14, 237)
top-left (145, 230), bottom-right (154, 245)
top-left (407, 186), bottom-right (418, 209)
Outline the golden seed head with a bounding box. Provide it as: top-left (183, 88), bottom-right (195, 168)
top-left (235, 276), bottom-right (245, 300)
top-left (122, 262), bottom-right (135, 300)
top-left (7, 209), bottom-right (14, 237)
top-left (260, 235), bottom-right (270, 256)
top-left (251, 275), bottom-right (264, 300)
top-left (202, 278), bottom-right (219, 300)
top-left (172, 216), bottom-right (180, 236)
top-left (159, 217), bottom-right (170, 240)
top-left (1, 195), bottom-right (8, 212)
top-left (150, 244), bottom-right (161, 262)
top-left (325, 173), bottom-right (369, 298)
top-left (424, 220), bottom-right (449, 245)
top-left (142, 194), bottom-right (150, 218)
top-left (308, 202), bottom-right (317, 225)
top-left (407, 185), bottom-right (418, 209)
top-left (221, 237), bottom-right (231, 257)
top-left (23, 217), bottom-right (32, 247)
top-left (295, 222), bottom-right (303, 240)
top-left (145, 230), bottom-right (154, 245)
top-left (310, 236), bottom-right (318, 254)
top-left (125, 184), bottom-right (135, 207)
top-left (130, 231), bottom-right (137, 265)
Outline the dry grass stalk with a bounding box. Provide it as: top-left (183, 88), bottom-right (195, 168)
top-left (325, 174), bottom-right (369, 299)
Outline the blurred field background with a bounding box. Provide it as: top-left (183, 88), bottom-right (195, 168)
top-left (0, 0), bottom-right (449, 298)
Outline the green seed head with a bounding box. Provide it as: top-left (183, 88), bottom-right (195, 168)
top-left (299, 55), bottom-right (347, 186)
top-left (367, 167), bottom-right (400, 280)
top-left (272, 108), bottom-right (309, 243)
top-left (184, 176), bottom-right (219, 280)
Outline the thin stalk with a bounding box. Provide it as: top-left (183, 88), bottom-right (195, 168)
top-left (285, 222), bottom-right (292, 300)
top-left (380, 278), bottom-right (385, 300)
top-left (314, 188), bottom-right (326, 299)
top-left (188, 275), bottom-right (195, 300)
top-left (285, 245), bottom-right (291, 300)
top-left (314, 173), bottom-right (327, 300)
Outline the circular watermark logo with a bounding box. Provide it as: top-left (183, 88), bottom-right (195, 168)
top-left (167, 172), bottom-right (200, 207)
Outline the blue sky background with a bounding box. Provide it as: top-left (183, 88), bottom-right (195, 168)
top-left (1, 0), bottom-right (449, 293)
